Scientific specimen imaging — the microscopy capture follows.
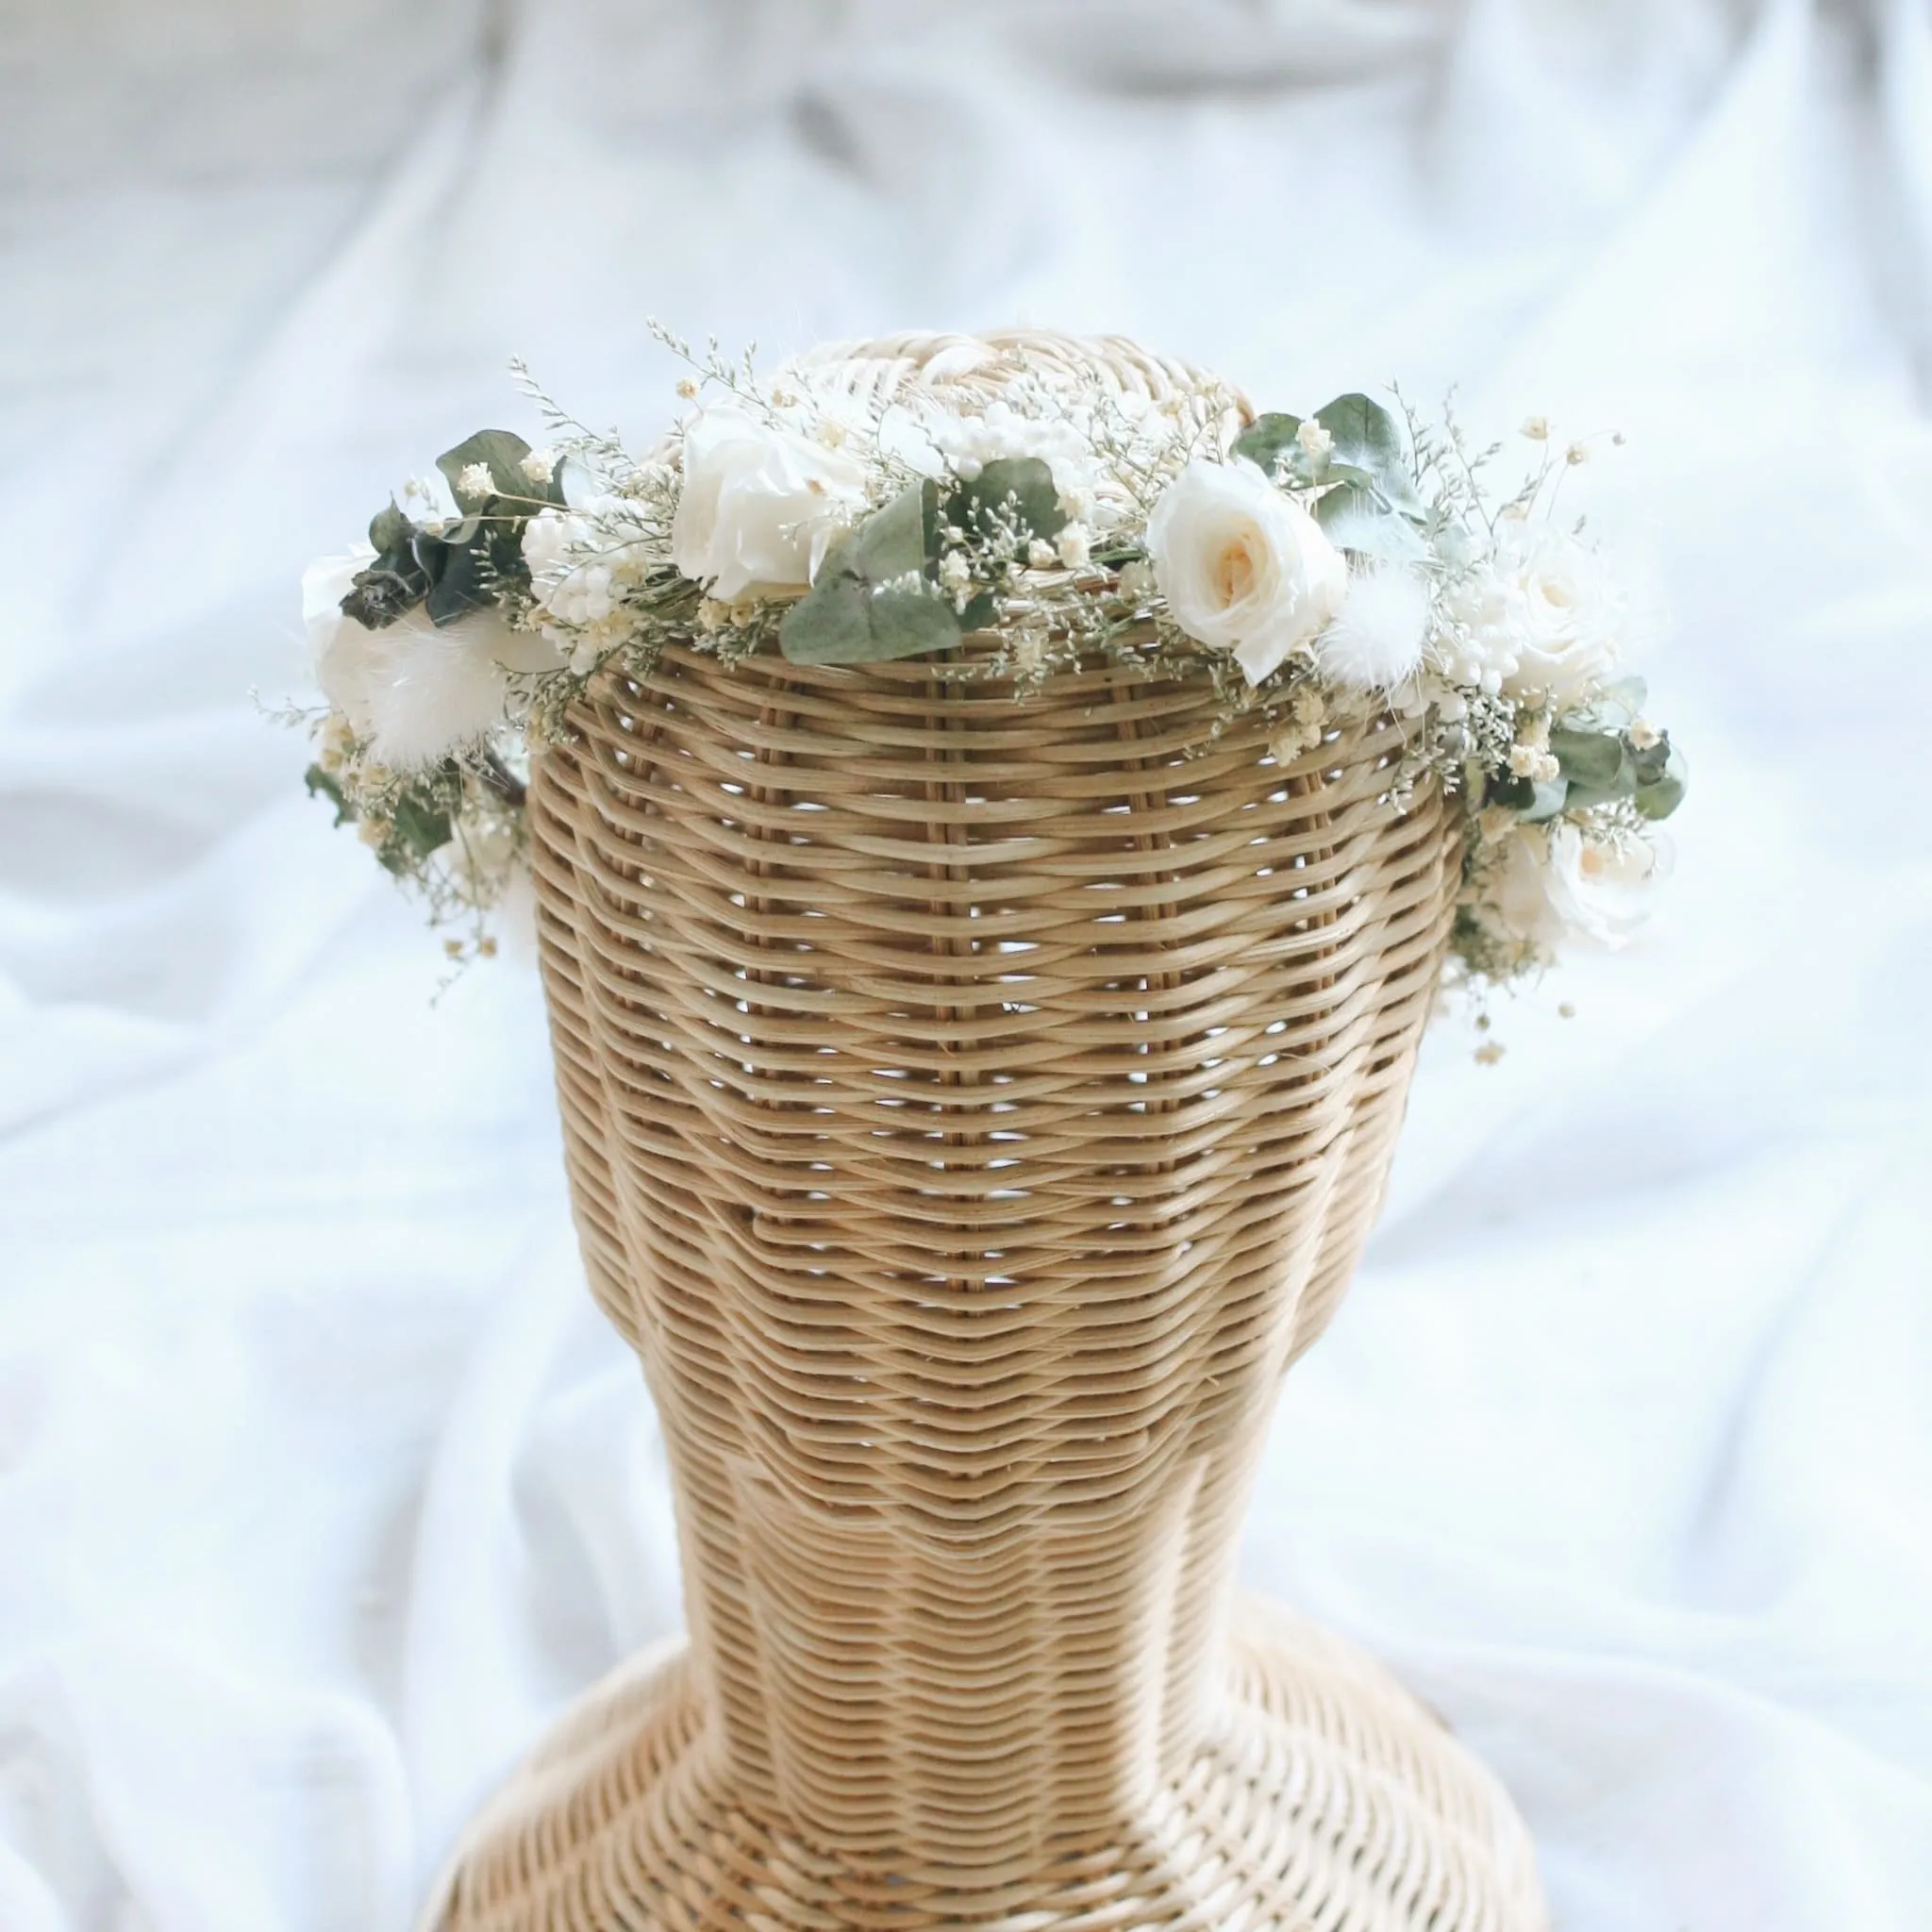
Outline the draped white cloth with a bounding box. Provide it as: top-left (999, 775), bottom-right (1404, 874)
top-left (2, 2), bottom-right (1929, 1926)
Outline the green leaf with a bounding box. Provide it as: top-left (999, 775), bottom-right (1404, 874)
top-left (1311, 461), bottom-right (1410, 545)
top-left (391, 791), bottom-right (452, 859)
top-left (1319, 496), bottom-right (1431, 565)
top-left (1239, 394), bottom-right (1424, 537)
top-left (944, 457), bottom-right (1066, 546)
top-left (1562, 759), bottom-right (1639, 812)
top-left (1549, 725), bottom-right (1643, 811)
top-left (777, 574), bottom-right (870, 663)
top-left (1635, 747), bottom-right (1688, 821)
top-left (958, 589), bottom-right (999, 631)
top-left (1629, 729), bottom-right (1673, 784)
top-left (437, 429), bottom-right (535, 508)
top-left (1596, 675), bottom-right (1648, 725)
top-left (1311, 393), bottom-right (1402, 472)
top-left (341, 544), bottom-right (431, 628)
top-left (780, 573), bottom-right (960, 664)
top-left (841, 478), bottom-right (936, 584)
top-left (413, 510), bottom-right (531, 625)
top-left (780, 482), bottom-right (963, 665)
top-left (1636, 776), bottom-right (1685, 821)
top-left (1549, 726), bottom-right (1628, 792)
top-left (424, 537), bottom-right (492, 625)
top-left (1311, 393), bottom-right (1424, 519)
top-left (368, 501), bottom-right (411, 554)
top-left (1523, 778), bottom-right (1571, 823)
top-left (304, 764), bottom-right (355, 826)
top-left (1233, 412), bottom-right (1357, 496)
top-left (1231, 412), bottom-right (1304, 478)
top-left (1485, 772), bottom-right (1536, 813)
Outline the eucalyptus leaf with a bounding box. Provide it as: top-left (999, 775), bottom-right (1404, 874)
top-left (945, 457), bottom-right (1065, 546)
top-left (437, 429), bottom-right (535, 508)
top-left (1635, 747), bottom-right (1688, 821)
top-left (781, 482), bottom-right (963, 666)
top-left (1629, 730), bottom-right (1673, 783)
top-left (1230, 412), bottom-right (1304, 479)
top-left (1311, 393), bottom-right (1403, 472)
top-left (425, 537), bottom-right (494, 625)
top-left (408, 527), bottom-right (451, 588)
top-left (368, 502), bottom-right (411, 555)
top-left (440, 517), bottom-right (531, 625)
top-left (1561, 755), bottom-right (1638, 813)
top-left (1318, 495), bottom-right (1431, 563)
top-left (853, 479), bottom-right (938, 578)
top-left (1549, 726), bottom-right (1627, 791)
top-left (781, 573), bottom-right (960, 664)
top-left (1311, 392), bottom-right (1424, 519)
top-left (1313, 460), bottom-right (1417, 551)
top-left (1636, 775), bottom-right (1685, 821)
top-left (304, 764), bottom-right (355, 826)
top-left (391, 792), bottom-right (453, 859)
top-left (1310, 484), bottom-right (1369, 530)
top-left (1597, 675), bottom-right (1648, 724)
top-left (341, 545), bottom-right (431, 628)
top-left (958, 589), bottom-right (998, 631)
top-left (1523, 778), bottom-right (1571, 824)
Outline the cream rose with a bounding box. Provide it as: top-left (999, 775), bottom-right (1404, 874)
top-left (671, 406), bottom-right (869, 601)
top-left (1542, 823), bottom-right (1665, 950)
top-left (1500, 529), bottom-right (1621, 705)
top-left (1487, 821), bottom-right (1663, 960)
top-left (303, 548), bottom-right (560, 771)
top-left (1144, 458), bottom-right (1349, 685)
top-left (1488, 824), bottom-right (1568, 959)
top-left (1446, 526), bottom-right (1622, 705)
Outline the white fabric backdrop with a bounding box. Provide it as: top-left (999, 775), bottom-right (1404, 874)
top-left (2, 1), bottom-right (1929, 1926)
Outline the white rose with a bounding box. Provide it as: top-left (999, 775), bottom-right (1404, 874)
top-left (302, 547), bottom-right (560, 771)
top-left (671, 406), bottom-right (868, 601)
top-left (1445, 526), bottom-right (1621, 704)
top-left (1144, 458), bottom-right (1349, 685)
top-left (1486, 821), bottom-right (1663, 961)
top-left (1542, 822), bottom-right (1665, 950)
top-left (302, 543), bottom-right (375, 691)
top-left (1488, 824), bottom-right (1568, 959)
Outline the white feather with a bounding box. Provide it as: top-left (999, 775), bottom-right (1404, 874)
top-left (362, 610), bottom-right (520, 768)
top-left (1313, 568), bottom-right (1430, 691)
top-left (308, 558), bottom-right (558, 769)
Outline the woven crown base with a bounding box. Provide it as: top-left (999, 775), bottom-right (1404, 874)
top-left (422, 1596), bottom-right (1542, 1932)
top-left (420, 336), bottom-right (1548, 1932)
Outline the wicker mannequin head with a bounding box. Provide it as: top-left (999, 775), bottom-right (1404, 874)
top-left (525, 332), bottom-right (1460, 1871)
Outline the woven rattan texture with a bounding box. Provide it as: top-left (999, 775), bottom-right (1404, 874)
top-left (425, 333), bottom-right (1548, 1932)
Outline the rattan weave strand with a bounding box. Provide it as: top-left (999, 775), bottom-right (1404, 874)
top-left (423, 332), bottom-right (1549, 1931)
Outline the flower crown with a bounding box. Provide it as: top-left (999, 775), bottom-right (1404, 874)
top-left (294, 328), bottom-right (1683, 1014)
